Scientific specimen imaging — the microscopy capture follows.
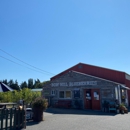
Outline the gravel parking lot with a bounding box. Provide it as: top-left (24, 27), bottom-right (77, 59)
top-left (26, 108), bottom-right (130, 130)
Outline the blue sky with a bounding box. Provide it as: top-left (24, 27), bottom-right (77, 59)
top-left (0, 0), bottom-right (130, 84)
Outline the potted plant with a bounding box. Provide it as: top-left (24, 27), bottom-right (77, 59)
top-left (32, 97), bottom-right (48, 122)
top-left (119, 103), bottom-right (128, 114)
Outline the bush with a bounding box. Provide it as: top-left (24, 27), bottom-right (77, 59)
top-left (32, 97), bottom-right (48, 110)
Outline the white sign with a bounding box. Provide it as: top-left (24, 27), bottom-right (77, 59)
top-left (51, 81), bottom-right (97, 87)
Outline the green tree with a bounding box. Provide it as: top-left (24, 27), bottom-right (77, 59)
top-left (20, 81), bottom-right (28, 89)
top-left (8, 79), bottom-right (14, 86)
top-left (28, 78), bottom-right (33, 89)
top-left (10, 80), bottom-right (20, 90)
top-left (33, 79), bottom-right (40, 88)
top-left (2, 79), bottom-right (8, 85)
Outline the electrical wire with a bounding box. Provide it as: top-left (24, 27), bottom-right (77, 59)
top-left (0, 55), bottom-right (53, 76)
top-left (0, 48), bottom-right (54, 75)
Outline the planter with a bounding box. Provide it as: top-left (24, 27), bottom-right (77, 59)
top-left (119, 106), bottom-right (128, 114)
top-left (32, 97), bottom-right (48, 122)
top-left (33, 107), bottom-right (44, 122)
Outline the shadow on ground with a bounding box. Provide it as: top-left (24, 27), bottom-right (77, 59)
top-left (45, 107), bottom-right (117, 116)
top-left (26, 121), bottom-right (40, 126)
top-left (26, 107), bottom-right (129, 127)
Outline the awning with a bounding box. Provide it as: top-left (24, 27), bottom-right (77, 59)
top-left (120, 85), bottom-right (130, 90)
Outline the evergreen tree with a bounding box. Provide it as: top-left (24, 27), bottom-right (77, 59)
top-left (20, 81), bottom-right (28, 89)
top-left (28, 78), bottom-right (33, 89)
top-left (2, 79), bottom-right (8, 85)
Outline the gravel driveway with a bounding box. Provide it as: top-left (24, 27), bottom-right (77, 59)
top-left (26, 108), bottom-right (130, 130)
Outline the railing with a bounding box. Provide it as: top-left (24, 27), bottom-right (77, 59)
top-left (0, 108), bottom-right (26, 130)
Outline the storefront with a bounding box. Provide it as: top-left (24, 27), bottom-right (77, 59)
top-left (43, 70), bottom-right (129, 110)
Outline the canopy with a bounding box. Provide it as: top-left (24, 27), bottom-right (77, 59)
top-left (0, 82), bottom-right (13, 92)
top-left (120, 84), bottom-right (130, 90)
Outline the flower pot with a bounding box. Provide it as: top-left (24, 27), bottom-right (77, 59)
top-left (121, 110), bottom-right (124, 114)
top-left (33, 107), bottom-right (44, 122)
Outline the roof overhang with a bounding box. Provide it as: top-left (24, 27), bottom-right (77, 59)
top-left (119, 85), bottom-right (130, 90)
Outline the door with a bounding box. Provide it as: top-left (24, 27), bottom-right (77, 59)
top-left (91, 89), bottom-right (100, 110)
top-left (84, 89), bottom-right (92, 109)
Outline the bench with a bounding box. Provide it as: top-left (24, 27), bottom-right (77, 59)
top-left (54, 100), bottom-right (72, 108)
top-left (108, 102), bottom-right (117, 113)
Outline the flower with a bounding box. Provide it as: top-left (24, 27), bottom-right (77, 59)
top-left (32, 97), bottom-right (48, 110)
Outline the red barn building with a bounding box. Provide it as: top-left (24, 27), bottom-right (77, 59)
top-left (43, 63), bottom-right (130, 111)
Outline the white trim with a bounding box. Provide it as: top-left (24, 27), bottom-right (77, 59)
top-left (115, 87), bottom-right (118, 100)
top-left (2, 83), bottom-right (13, 91)
top-left (120, 85), bottom-right (130, 90)
top-left (126, 90), bottom-right (129, 106)
top-left (72, 71), bottom-right (129, 89)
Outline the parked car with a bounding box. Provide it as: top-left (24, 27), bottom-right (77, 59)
top-left (26, 108), bottom-right (33, 120)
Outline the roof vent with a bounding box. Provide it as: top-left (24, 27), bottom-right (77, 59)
top-left (78, 65), bottom-right (82, 69)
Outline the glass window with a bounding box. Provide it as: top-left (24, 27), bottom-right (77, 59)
top-left (102, 89), bottom-right (112, 98)
top-left (59, 91), bottom-right (72, 99)
top-left (66, 91), bottom-right (71, 98)
top-left (59, 91), bottom-right (64, 98)
top-left (51, 90), bottom-right (55, 95)
top-left (94, 91), bottom-right (99, 100)
top-left (86, 91), bottom-right (91, 100)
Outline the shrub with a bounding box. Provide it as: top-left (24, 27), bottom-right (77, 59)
top-left (32, 97), bottom-right (48, 110)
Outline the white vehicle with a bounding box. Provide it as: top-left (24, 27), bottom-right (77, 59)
top-left (26, 108), bottom-right (33, 120)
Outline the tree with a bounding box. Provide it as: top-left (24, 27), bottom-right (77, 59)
top-left (35, 80), bottom-right (50, 88)
top-left (2, 79), bottom-right (8, 85)
top-left (0, 88), bottom-right (41, 104)
top-left (8, 79), bottom-right (14, 86)
top-left (20, 81), bottom-right (28, 89)
top-left (28, 78), bottom-right (33, 89)
top-left (33, 79), bottom-right (40, 88)
top-left (10, 80), bottom-right (20, 90)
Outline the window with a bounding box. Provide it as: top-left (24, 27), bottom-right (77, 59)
top-left (59, 91), bottom-right (72, 99)
top-left (66, 91), bottom-right (71, 98)
top-left (59, 91), bottom-right (64, 98)
top-left (51, 90), bottom-right (55, 95)
top-left (94, 91), bottom-right (99, 100)
top-left (102, 89), bottom-right (112, 98)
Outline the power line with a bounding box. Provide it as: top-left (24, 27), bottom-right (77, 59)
top-left (0, 48), bottom-right (55, 75)
top-left (0, 55), bottom-right (53, 76)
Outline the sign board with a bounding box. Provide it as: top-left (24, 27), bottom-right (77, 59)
top-left (51, 81), bottom-right (97, 87)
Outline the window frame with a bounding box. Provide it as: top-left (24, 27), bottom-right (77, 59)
top-left (51, 90), bottom-right (55, 96)
top-left (59, 90), bottom-right (72, 99)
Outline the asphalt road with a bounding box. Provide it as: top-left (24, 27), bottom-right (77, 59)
top-left (26, 108), bottom-right (130, 130)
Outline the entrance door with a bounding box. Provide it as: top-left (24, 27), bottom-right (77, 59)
top-left (91, 89), bottom-right (100, 110)
top-left (84, 89), bottom-right (92, 109)
top-left (84, 89), bottom-right (101, 110)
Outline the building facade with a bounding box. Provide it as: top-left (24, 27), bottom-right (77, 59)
top-left (43, 63), bottom-right (130, 110)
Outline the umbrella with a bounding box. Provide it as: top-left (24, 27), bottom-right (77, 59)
top-left (0, 82), bottom-right (13, 92)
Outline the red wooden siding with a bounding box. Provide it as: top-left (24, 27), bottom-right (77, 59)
top-left (125, 79), bottom-right (130, 88)
top-left (51, 63), bottom-right (126, 84)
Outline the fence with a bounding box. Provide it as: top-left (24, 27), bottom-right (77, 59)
top-left (0, 108), bottom-right (26, 130)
